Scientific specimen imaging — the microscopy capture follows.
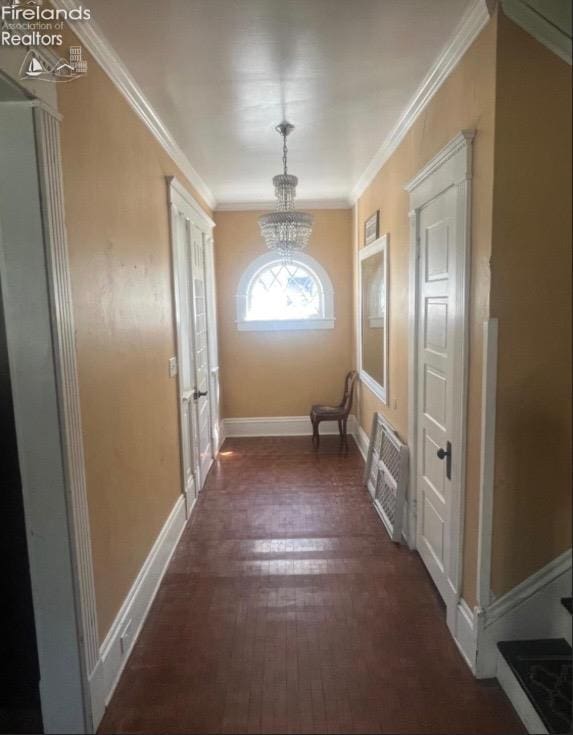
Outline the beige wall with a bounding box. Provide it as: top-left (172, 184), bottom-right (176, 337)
top-left (57, 35), bottom-right (211, 641)
top-left (489, 13), bottom-right (572, 596)
top-left (214, 209), bottom-right (353, 418)
top-left (354, 16), bottom-right (498, 607)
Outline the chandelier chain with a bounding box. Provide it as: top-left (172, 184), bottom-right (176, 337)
top-left (282, 131), bottom-right (288, 175)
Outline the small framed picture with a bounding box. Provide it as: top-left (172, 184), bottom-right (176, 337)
top-left (364, 210), bottom-right (380, 246)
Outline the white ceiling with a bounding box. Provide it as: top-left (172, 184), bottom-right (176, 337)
top-left (89, 0), bottom-right (475, 206)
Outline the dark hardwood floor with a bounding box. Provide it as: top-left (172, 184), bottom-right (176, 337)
top-left (99, 436), bottom-right (524, 734)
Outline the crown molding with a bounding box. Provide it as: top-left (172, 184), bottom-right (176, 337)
top-left (351, 0), bottom-right (490, 203)
top-left (501, 0), bottom-right (572, 65)
top-left (215, 198), bottom-right (352, 212)
top-left (51, 0), bottom-right (217, 210)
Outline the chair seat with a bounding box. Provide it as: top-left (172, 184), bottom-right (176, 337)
top-left (311, 404), bottom-right (345, 418)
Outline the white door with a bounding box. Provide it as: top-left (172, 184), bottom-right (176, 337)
top-left (189, 224), bottom-right (213, 485)
top-left (416, 186), bottom-right (459, 607)
top-left (173, 211), bottom-right (197, 510)
top-left (170, 183), bottom-right (215, 513)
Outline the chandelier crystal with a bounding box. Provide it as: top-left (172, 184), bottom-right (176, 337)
top-left (258, 122), bottom-right (313, 257)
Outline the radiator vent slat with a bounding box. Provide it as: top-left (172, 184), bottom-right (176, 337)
top-left (363, 413), bottom-right (409, 543)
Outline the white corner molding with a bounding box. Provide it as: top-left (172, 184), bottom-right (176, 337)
top-left (235, 251), bottom-right (335, 332)
top-left (353, 419), bottom-right (370, 462)
top-left (218, 418), bottom-right (227, 450)
top-left (32, 103), bottom-right (100, 732)
top-left (453, 599), bottom-right (478, 672)
top-left (51, 0), bottom-right (216, 210)
top-left (475, 548), bottom-right (573, 678)
top-left (501, 0), bottom-right (572, 65)
top-left (223, 415), bottom-right (357, 438)
top-left (476, 318), bottom-right (498, 608)
top-left (35, 105), bottom-right (100, 669)
top-left (352, 0), bottom-right (489, 201)
top-left (89, 495), bottom-right (189, 728)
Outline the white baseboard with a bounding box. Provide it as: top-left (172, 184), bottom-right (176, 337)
top-left (216, 419), bottom-right (226, 451)
top-left (453, 599), bottom-right (478, 672)
top-left (222, 414), bottom-right (358, 438)
top-left (475, 548), bottom-right (572, 678)
top-left (353, 420), bottom-right (370, 461)
top-left (89, 494), bottom-right (189, 728)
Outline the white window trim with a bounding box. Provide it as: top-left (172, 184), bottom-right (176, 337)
top-left (236, 251), bottom-right (335, 332)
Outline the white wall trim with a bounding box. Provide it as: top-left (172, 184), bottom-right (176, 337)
top-left (353, 420), bottom-right (370, 462)
top-left (89, 495), bottom-right (189, 728)
top-left (352, 0), bottom-right (489, 201)
top-left (168, 177), bottom-right (215, 230)
top-left (218, 419), bottom-right (227, 451)
top-left (501, 0), bottom-right (572, 65)
top-left (484, 548), bottom-right (572, 626)
top-left (216, 198), bottom-right (352, 211)
top-left (476, 318), bottom-right (498, 608)
top-left (406, 208), bottom-right (419, 551)
top-left (223, 415), bottom-right (358, 438)
top-left (404, 130), bottom-right (476, 202)
top-left (34, 103), bottom-right (101, 730)
top-left (0, 100), bottom-right (93, 733)
top-left (453, 599), bottom-right (478, 672)
top-left (51, 0), bottom-right (216, 210)
top-left (237, 317), bottom-right (335, 332)
top-left (475, 548), bottom-right (572, 678)
top-left (356, 234), bottom-right (389, 405)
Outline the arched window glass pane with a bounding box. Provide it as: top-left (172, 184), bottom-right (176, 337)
top-left (247, 262), bottom-right (321, 320)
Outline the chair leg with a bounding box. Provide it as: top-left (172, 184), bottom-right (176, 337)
top-left (341, 418), bottom-right (348, 445)
top-left (311, 417), bottom-right (320, 448)
top-left (337, 418), bottom-right (343, 439)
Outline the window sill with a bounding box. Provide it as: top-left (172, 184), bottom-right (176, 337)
top-left (237, 318), bottom-right (335, 332)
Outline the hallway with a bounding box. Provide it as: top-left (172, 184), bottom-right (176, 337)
top-left (99, 437), bottom-right (523, 734)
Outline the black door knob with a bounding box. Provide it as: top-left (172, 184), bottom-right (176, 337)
top-left (193, 389), bottom-right (208, 400)
top-left (436, 441), bottom-right (452, 480)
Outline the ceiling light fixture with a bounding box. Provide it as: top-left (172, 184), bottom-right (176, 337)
top-left (258, 122), bottom-right (313, 258)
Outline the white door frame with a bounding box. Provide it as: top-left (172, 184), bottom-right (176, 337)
top-left (168, 177), bottom-right (219, 512)
top-left (0, 92), bottom-right (98, 732)
top-left (404, 130), bottom-right (474, 632)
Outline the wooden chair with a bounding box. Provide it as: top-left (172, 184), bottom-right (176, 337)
top-left (310, 370), bottom-right (358, 448)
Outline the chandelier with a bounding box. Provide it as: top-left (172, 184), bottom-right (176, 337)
top-left (258, 122), bottom-right (313, 257)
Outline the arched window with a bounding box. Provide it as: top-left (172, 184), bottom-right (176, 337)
top-left (236, 252), bottom-right (335, 331)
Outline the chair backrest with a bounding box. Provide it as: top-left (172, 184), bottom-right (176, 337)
top-left (340, 370), bottom-right (358, 416)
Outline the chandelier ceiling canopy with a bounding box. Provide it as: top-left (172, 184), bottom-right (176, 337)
top-left (258, 122), bottom-right (313, 257)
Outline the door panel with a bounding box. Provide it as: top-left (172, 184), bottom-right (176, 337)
top-left (416, 187), bottom-right (457, 603)
top-left (190, 224), bottom-right (213, 486)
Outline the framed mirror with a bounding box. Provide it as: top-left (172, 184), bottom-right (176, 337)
top-left (358, 234), bottom-right (388, 404)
